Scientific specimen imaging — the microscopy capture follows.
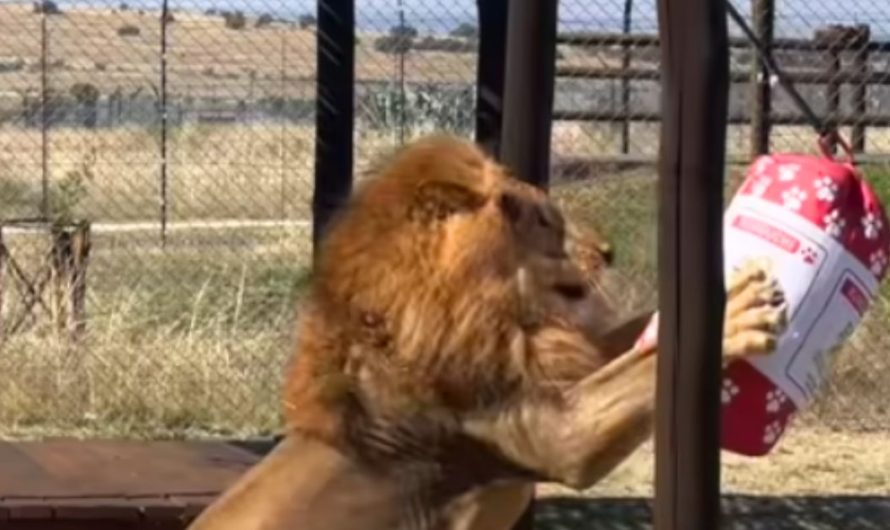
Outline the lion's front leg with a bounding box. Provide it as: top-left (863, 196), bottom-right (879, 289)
top-left (465, 258), bottom-right (788, 491)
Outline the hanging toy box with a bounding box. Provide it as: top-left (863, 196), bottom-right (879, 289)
top-left (636, 138), bottom-right (890, 456)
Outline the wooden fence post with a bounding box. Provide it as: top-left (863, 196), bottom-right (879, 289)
top-left (851, 25), bottom-right (871, 154)
top-left (0, 227), bottom-right (6, 345)
top-left (50, 223), bottom-right (91, 343)
top-left (815, 24), bottom-right (873, 155)
top-left (620, 0), bottom-right (634, 155)
top-left (69, 223), bottom-right (90, 342)
top-left (750, 0), bottom-right (774, 158)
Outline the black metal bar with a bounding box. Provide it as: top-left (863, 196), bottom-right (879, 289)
top-left (499, 0), bottom-right (558, 189)
top-left (499, 3), bottom-right (557, 528)
top-left (474, 0), bottom-right (509, 158)
top-left (654, 0), bottom-right (729, 527)
top-left (750, 0), bottom-right (775, 157)
top-left (312, 0), bottom-right (355, 259)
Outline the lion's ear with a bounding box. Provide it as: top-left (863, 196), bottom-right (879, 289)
top-left (410, 180), bottom-right (488, 222)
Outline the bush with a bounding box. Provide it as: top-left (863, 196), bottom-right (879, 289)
top-left (256, 13), bottom-right (274, 28)
top-left (33, 0), bottom-right (62, 15)
top-left (390, 24), bottom-right (418, 40)
top-left (117, 24), bottom-right (140, 37)
top-left (375, 24), bottom-right (418, 55)
top-left (298, 13), bottom-right (316, 29)
top-left (413, 36), bottom-right (474, 54)
top-left (223, 10), bottom-right (246, 30)
top-left (374, 35), bottom-right (412, 54)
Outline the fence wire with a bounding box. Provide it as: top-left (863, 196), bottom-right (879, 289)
top-left (0, 1), bottom-right (887, 462)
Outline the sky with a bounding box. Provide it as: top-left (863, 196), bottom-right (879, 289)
top-left (3, 0), bottom-right (890, 39)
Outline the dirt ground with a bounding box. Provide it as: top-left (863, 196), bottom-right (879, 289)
top-left (533, 426), bottom-right (889, 529)
top-left (538, 426), bottom-right (890, 498)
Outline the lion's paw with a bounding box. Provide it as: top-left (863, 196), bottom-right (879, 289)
top-left (722, 257), bottom-right (788, 363)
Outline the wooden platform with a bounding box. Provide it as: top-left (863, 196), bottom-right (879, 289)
top-left (0, 439), bottom-right (271, 530)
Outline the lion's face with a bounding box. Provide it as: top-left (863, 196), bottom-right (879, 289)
top-left (291, 135), bottom-right (622, 419)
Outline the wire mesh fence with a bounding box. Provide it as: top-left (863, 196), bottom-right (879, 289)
top-left (0, 0), bottom-right (888, 461)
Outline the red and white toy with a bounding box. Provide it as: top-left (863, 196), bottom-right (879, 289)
top-left (634, 145), bottom-right (890, 456)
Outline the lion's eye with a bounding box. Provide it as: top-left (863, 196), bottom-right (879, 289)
top-left (554, 283), bottom-right (587, 300)
top-left (599, 244), bottom-right (614, 265)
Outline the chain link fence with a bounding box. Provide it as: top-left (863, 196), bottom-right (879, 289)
top-left (0, 0), bottom-right (887, 461)
top-left (551, 0), bottom-right (890, 440)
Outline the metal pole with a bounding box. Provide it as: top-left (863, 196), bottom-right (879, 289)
top-left (159, 0), bottom-right (169, 247)
top-left (398, 0), bottom-right (406, 145)
top-left (750, 0), bottom-right (775, 157)
top-left (500, 2), bottom-right (558, 529)
top-left (474, 0), bottom-right (508, 158)
top-left (620, 0), bottom-right (633, 154)
top-left (654, 0), bottom-right (730, 528)
top-left (40, 11), bottom-right (49, 222)
top-left (499, 0), bottom-right (558, 189)
top-left (312, 0), bottom-right (356, 260)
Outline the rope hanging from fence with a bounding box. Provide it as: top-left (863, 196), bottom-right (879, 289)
top-left (725, 1), bottom-right (854, 159)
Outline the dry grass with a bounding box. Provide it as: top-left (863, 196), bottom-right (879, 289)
top-left (0, 3), bottom-right (478, 99)
top-left (2, 122), bottom-right (889, 440)
top-left (0, 112), bottom-right (887, 498)
top-left (539, 427), bottom-right (890, 497)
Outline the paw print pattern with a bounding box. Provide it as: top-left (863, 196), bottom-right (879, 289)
top-left (777, 163), bottom-right (801, 182)
top-left (870, 249), bottom-right (888, 277)
top-left (763, 420), bottom-right (785, 445)
top-left (823, 209), bottom-right (846, 238)
top-left (781, 186), bottom-right (807, 211)
top-left (721, 378), bottom-right (740, 405)
top-left (862, 212), bottom-right (883, 240)
top-left (750, 176), bottom-right (772, 197)
top-left (800, 247), bottom-right (818, 265)
top-left (814, 175), bottom-right (839, 203)
top-left (751, 156), bottom-right (773, 176)
top-left (765, 389), bottom-right (788, 413)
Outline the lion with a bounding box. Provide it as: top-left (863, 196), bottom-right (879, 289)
top-left (186, 135), bottom-right (787, 530)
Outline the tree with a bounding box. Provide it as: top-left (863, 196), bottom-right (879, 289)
top-left (449, 22), bottom-right (478, 39)
top-left (298, 13), bottom-right (317, 29)
top-left (256, 13), bottom-right (274, 28)
top-left (223, 10), bottom-right (246, 30)
top-left (70, 83), bottom-right (100, 128)
top-left (33, 0), bottom-right (62, 15)
top-left (117, 24), bottom-right (140, 37)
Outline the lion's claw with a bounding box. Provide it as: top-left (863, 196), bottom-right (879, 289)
top-left (723, 258), bottom-right (788, 363)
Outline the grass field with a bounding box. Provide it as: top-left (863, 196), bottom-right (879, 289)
top-left (0, 2), bottom-right (889, 496)
top-left (1, 122), bottom-right (889, 440)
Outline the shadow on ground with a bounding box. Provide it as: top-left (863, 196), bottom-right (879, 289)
top-left (535, 495), bottom-right (890, 529)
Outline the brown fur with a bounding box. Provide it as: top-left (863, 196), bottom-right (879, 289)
top-left (187, 135), bottom-right (787, 530)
